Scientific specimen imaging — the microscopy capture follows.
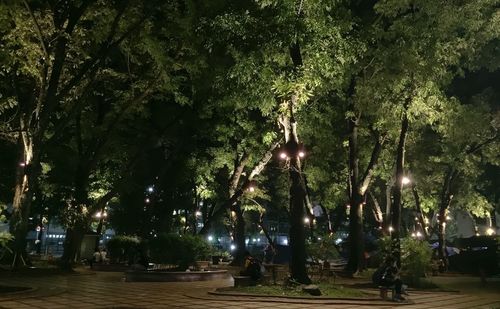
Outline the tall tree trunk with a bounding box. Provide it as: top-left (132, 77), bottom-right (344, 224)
top-left (437, 167), bottom-right (457, 271)
top-left (231, 204), bottom-right (246, 266)
top-left (411, 184), bottom-right (429, 240)
top-left (9, 133), bottom-right (40, 268)
top-left (61, 166), bottom-right (90, 267)
top-left (391, 101), bottom-right (409, 267)
top-left (368, 190), bottom-right (384, 230)
top-left (346, 114), bottom-right (365, 274)
top-left (280, 98), bottom-right (311, 284)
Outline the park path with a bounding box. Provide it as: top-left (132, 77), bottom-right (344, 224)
top-left (1, 271), bottom-right (499, 309)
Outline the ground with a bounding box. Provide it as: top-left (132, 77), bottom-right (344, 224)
top-left (0, 269), bottom-right (499, 309)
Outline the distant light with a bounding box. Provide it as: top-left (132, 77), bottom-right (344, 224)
top-left (476, 232), bottom-right (480, 236)
top-left (231, 211), bottom-right (236, 217)
top-left (486, 228), bottom-right (495, 236)
top-left (252, 238), bottom-right (256, 243)
top-left (147, 186), bottom-right (154, 193)
top-left (103, 211), bottom-right (108, 217)
top-left (416, 231), bottom-right (422, 237)
top-left (245, 239), bottom-right (249, 245)
top-left (317, 237), bottom-right (322, 241)
top-left (195, 211), bottom-right (202, 217)
top-left (282, 239), bottom-right (288, 245)
top-left (411, 232), bottom-right (416, 237)
top-left (207, 235), bottom-right (213, 241)
top-left (257, 238), bottom-right (261, 242)
top-left (95, 212), bottom-right (102, 218)
top-left (199, 201), bottom-right (204, 206)
top-left (402, 177), bottom-right (410, 185)
top-left (279, 152), bottom-right (287, 159)
top-left (248, 186), bottom-right (255, 192)
top-left (304, 217), bottom-right (310, 224)
top-left (145, 198), bottom-right (150, 203)
top-left (172, 210), bottom-right (177, 215)
top-left (298, 151), bottom-right (305, 158)
top-left (19, 162), bottom-right (26, 167)
top-left (388, 226), bottom-right (394, 232)
top-left (335, 238), bottom-right (342, 245)
top-left (446, 216), bottom-right (451, 221)
top-left (230, 244), bottom-right (236, 251)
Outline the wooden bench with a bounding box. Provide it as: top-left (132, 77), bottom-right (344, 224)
top-left (379, 285), bottom-right (395, 300)
top-left (233, 275), bottom-right (254, 287)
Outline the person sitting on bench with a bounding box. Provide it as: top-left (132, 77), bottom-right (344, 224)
top-left (374, 256), bottom-right (405, 301)
top-left (240, 251), bottom-right (262, 281)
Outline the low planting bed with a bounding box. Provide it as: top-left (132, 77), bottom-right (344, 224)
top-left (125, 269), bottom-right (229, 282)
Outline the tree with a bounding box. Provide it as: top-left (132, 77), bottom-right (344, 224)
top-left (1, 0), bottom-right (153, 266)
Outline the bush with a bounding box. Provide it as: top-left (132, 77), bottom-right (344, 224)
top-left (148, 234), bottom-right (210, 269)
top-left (401, 237), bottom-right (432, 281)
top-left (378, 236), bottom-right (432, 284)
top-left (106, 235), bottom-right (141, 263)
top-left (307, 234), bottom-right (340, 263)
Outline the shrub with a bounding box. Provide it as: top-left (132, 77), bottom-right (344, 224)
top-left (377, 236), bottom-right (432, 284)
top-left (307, 234), bottom-right (340, 263)
top-left (106, 235), bottom-right (141, 263)
top-left (148, 234), bottom-right (210, 269)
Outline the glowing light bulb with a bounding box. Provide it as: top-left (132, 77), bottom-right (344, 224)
top-left (402, 177), bottom-right (410, 185)
top-left (388, 226), bottom-right (394, 232)
top-left (279, 152), bottom-right (287, 159)
top-left (298, 151), bottom-right (305, 158)
top-left (486, 228), bottom-right (495, 236)
top-left (304, 217), bottom-right (310, 224)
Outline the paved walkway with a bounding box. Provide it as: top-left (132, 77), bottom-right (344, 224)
top-left (1, 271), bottom-right (499, 309)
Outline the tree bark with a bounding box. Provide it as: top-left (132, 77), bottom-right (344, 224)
top-left (280, 99), bottom-right (311, 284)
top-left (411, 183), bottom-right (429, 240)
top-left (231, 204), bottom-right (246, 266)
top-left (368, 190), bottom-right (384, 229)
top-left (437, 167), bottom-right (457, 270)
top-left (9, 133), bottom-right (40, 267)
top-left (346, 113), bottom-right (365, 274)
top-left (391, 100), bottom-right (410, 268)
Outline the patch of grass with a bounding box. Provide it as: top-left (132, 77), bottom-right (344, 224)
top-left (230, 283), bottom-right (366, 298)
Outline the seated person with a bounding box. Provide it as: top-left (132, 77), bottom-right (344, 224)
top-left (373, 256), bottom-right (406, 301)
top-left (240, 251), bottom-right (262, 281)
